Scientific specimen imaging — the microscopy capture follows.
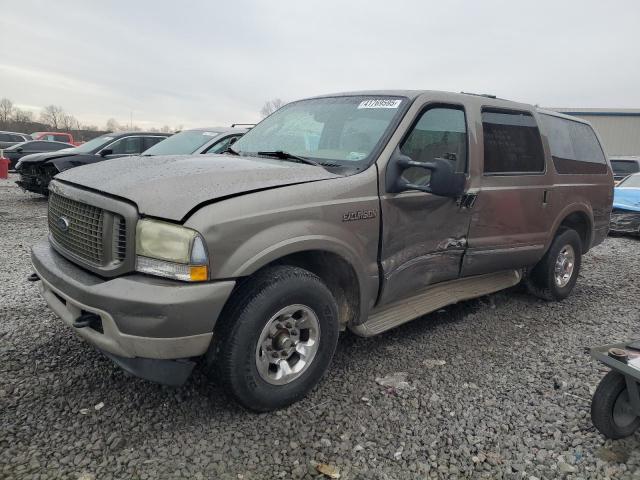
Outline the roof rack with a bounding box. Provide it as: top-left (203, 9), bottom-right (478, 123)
top-left (460, 92), bottom-right (497, 99)
top-left (231, 123), bottom-right (256, 128)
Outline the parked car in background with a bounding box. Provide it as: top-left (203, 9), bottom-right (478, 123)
top-left (0, 131), bottom-right (31, 149)
top-left (4, 140), bottom-right (74, 170)
top-left (32, 90), bottom-right (613, 411)
top-left (610, 156), bottom-right (640, 184)
top-left (141, 127), bottom-right (248, 156)
top-left (610, 172), bottom-right (640, 235)
top-left (31, 132), bottom-right (81, 146)
top-left (15, 131), bottom-right (170, 195)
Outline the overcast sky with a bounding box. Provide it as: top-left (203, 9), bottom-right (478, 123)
top-left (1, 0), bottom-right (639, 129)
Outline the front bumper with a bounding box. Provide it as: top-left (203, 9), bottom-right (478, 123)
top-left (610, 211), bottom-right (640, 235)
top-left (31, 242), bottom-right (236, 383)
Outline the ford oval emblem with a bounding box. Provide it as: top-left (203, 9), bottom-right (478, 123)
top-left (56, 216), bottom-right (70, 232)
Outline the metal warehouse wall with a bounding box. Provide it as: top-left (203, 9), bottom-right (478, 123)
top-left (551, 109), bottom-right (640, 157)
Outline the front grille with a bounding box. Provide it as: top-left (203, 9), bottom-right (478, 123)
top-left (113, 215), bottom-right (127, 261)
top-left (48, 193), bottom-right (105, 265)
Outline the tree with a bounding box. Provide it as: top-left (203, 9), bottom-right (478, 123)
top-left (13, 108), bottom-right (34, 123)
top-left (105, 118), bottom-right (120, 132)
top-left (61, 113), bottom-right (80, 131)
top-left (40, 105), bottom-right (65, 129)
top-left (0, 98), bottom-right (14, 123)
top-left (260, 98), bottom-right (285, 118)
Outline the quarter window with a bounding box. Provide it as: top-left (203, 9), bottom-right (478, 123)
top-left (400, 107), bottom-right (467, 185)
top-left (540, 114), bottom-right (607, 174)
top-left (482, 110), bottom-right (545, 174)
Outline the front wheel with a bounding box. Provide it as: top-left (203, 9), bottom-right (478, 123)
top-left (526, 228), bottom-right (582, 301)
top-left (205, 266), bottom-right (339, 411)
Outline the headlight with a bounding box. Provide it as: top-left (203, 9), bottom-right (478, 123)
top-left (135, 219), bottom-right (209, 282)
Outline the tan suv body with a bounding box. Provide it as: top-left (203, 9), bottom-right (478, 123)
top-left (32, 91), bottom-right (613, 410)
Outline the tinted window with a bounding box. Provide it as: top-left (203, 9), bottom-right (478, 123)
top-left (482, 110), bottom-right (545, 174)
top-left (400, 107), bottom-right (467, 184)
top-left (540, 114), bottom-right (606, 174)
top-left (143, 131), bottom-right (214, 155)
top-left (204, 135), bottom-right (241, 154)
top-left (610, 160), bottom-right (640, 176)
top-left (0, 133), bottom-right (12, 141)
top-left (52, 134), bottom-right (69, 142)
top-left (142, 136), bottom-right (166, 151)
top-left (108, 137), bottom-right (142, 155)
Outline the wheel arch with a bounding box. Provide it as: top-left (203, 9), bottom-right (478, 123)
top-left (228, 240), bottom-right (371, 328)
top-left (550, 205), bottom-right (594, 254)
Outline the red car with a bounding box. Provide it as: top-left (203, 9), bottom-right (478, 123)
top-left (31, 131), bottom-right (82, 146)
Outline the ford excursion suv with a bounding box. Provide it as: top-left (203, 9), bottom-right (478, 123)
top-left (31, 91), bottom-right (613, 411)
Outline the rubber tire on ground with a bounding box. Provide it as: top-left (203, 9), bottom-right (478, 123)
top-left (205, 265), bottom-right (339, 412)
top-left (526, 228), bottom-right (582, 301)
top-left (591, 370), bottom-right (640, 439)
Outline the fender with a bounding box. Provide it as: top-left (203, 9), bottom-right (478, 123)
top-left (547, 202), bottom-right (594, 250)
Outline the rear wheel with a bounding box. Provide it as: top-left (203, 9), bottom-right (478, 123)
top-left (526, 228), bottom-right (582, 301)
top-left (591, 371), bottom-right (640, 439)
top-left (205, 266), bottom-right (339, 411)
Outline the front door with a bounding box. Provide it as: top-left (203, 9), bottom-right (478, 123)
top-left (378, 104), bottom-right (472, 305)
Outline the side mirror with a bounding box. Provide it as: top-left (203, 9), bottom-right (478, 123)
top-left (16, 147), bottom-right (23, 153)
top-left (100, 148), bottom-right (113, 157)
top-left (386, 150), bottom-right (466, 197)
top-left (228, 136), bottom-right (239, 146)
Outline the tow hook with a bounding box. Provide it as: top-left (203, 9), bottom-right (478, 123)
top-left (27, 273), bottom-right (40, 282)
top-left (73, 313), bottom-right (101, 330)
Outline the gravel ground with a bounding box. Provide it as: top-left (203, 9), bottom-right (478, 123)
top-left (1, 174), bottom-right (640, 480)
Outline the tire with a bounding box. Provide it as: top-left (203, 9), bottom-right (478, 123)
top-left (205, 266), bottom-right (339, 412)
top-left (591, 370), bottom-right (640, 439)
top-left (526, 228), bottom-right (582, 301)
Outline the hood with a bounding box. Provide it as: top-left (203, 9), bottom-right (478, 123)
top-left (613, 187), bottom-right (640, 212)
top-left (56, 154), bottom-right (342, 221)
top-left (17, 150), bottom-right (78, 166)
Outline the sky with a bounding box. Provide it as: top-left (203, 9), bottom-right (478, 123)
top-left (1, 0), bottom-right (639, 130)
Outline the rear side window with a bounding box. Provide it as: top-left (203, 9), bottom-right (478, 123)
top-left (0, 133), bottom-right (12, 141)
top-left (143, 136), bottom-right (165, 150)
top-left (540, 114), bottom-right (607, 174)
top-left (482, 110), bottom-right (545, 174)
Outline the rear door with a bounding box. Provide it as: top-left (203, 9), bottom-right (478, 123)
top-left (378, 102), bottom-right (472, 304)
top-left (462, 108), bottom-right (551, 276)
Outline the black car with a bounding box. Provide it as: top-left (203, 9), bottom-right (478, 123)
top-left (4, 140), bottom-right (74, 170)
top-left (0, 131), bottom-right (31, 150)
top-left (15, 131), bottom-right (170, 195)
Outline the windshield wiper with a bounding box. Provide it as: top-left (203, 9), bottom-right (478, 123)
top-left (257, 150), bottom-right (321, 167)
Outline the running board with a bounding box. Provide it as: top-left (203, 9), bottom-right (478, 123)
top-left (350, 270), bottom-right (521, 337)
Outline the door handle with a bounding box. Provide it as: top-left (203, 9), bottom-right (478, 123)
top-left (543, 189), bottom-right (551, 206)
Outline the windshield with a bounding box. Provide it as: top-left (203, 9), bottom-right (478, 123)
top-left (142, 130), bottom-right (218, 155)
top-left (619, 173), bottom-right (640, 188)
top-left (67, 134), bottom-right (115, 153)
top-left (232, 96), bottom-right (408, 167)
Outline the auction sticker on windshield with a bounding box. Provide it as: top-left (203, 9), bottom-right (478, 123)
top-left (358, 99), bottom-right (402, 109)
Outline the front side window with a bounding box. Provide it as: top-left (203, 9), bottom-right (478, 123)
top-left (482, 109), bottom-right (545, 174)
top-left (540, 114), bottom-right (606, 174)
top-left (69, 134), bottom-right (115, 153)
top-left (232, 96), bottom-right (408, 168)
top-left (400, 106), bottom-right (467, 184)
top-left (204, 135), bottom-right (241, 154)
top-left (108, 137), bottom-right (142, 155)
